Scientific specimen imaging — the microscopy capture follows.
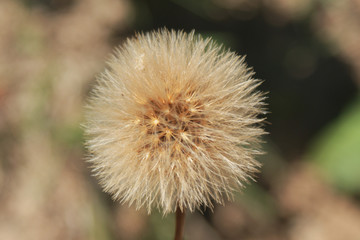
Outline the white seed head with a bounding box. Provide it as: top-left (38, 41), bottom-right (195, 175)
top-left (84, 29), bottom-right (266, 215)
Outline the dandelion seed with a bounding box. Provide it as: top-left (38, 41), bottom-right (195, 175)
top-left (84, 29), bottom-right (266, 216)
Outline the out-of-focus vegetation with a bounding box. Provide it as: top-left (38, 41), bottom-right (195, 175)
top-left (309, 96), bottom-right (360, 193)
top-left (0, 0), bottom-right (360, 239)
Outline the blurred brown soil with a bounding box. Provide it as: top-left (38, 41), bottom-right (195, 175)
top-left (0, 0), bottom-right (132, 239)
top-left (277, 164), bottom-right (360, 240)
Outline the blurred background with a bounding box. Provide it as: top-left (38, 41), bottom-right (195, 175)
top-left (1, 0), bottom-right (360, 239)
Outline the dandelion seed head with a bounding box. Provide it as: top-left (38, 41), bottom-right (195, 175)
top-left (84, 29), bottom-right (266, 214)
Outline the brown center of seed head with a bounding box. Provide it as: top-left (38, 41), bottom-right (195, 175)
top-left (139, 93), bottom-right (205, 154)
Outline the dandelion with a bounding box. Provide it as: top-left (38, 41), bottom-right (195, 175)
top-left (84, 29), bottom-right (266, 239)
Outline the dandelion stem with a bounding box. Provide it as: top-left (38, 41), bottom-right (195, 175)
top-left (174, 206), bottom-right (185, 240)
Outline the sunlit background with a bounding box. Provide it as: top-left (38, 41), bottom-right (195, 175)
top-left (1, 0), bottom-right (360, 239)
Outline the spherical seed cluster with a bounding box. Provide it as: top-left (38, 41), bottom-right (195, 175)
top-left (84, 29), bottom-right (266, 214)
top-left (138, 92), bottom-right (206, 155)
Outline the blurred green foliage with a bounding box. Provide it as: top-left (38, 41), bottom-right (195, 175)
top-left (146, 212), bottom-right (175, 240)
top-left (308, 95), bottom-right (360, 193)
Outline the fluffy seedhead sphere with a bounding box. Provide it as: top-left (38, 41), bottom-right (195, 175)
top-left (84, 29), bottom-right (266, 214)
